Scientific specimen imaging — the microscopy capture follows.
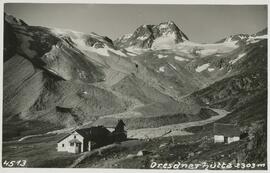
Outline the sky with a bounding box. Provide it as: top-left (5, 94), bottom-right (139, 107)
top-left (4, 4), bottom-right (267, 43)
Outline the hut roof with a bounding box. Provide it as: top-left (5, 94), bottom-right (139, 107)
top-left (57, 126), bottom-right (111, 143)
top-left (213, 123), bottom-right (240, 137)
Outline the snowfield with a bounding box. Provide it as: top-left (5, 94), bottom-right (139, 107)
top-left (151, 40), bottom-right (239, 58)
top-left (152, 32), bottom-right (178, 49)
top-left (50, 28), bottom-right (127, 57)
top-left (174, 56), bottom-right (189, 61)
top-left (196, 63), bottom-right (210, 72)
top-left (174, 41), bottom-right (239, 58)
top-left (157, 54), bottom-right (168, 59)
top-left (208, 68), bottom-right (215, 72)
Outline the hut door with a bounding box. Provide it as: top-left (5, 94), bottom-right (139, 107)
top-left (75, 143), bottom-right (81, 153)
top-left (224, 136), bottom-right (228, 143)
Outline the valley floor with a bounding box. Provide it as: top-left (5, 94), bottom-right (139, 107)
top-left (2, 108), bottom-right (266, 170)
top-left (128, 108), bottom-right (229, 139)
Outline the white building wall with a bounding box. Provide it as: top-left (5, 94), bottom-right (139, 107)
top-left (227, 136), bottom-right (240, 144)
top-left (214, 135), bottom-right (224, 143)
top-left (107, 128), bottom-right (115, 133)
top-left (57, 132), bottom-right (84, 153)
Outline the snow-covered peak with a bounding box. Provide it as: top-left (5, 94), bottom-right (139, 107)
top-left (158, 21), bottom-right (176, 29)
top-left (50, 27), bottom-right (114, 48)
top-left (114, 21), bottom-right (188, 49)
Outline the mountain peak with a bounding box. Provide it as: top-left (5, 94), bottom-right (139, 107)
top-left (159, 20), bottom-right (176, 26)
top-left (114, 21), bottom-right (188, 49)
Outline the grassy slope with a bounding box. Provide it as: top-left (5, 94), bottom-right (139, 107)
top-left (2, 133), bottom-right (81, 168)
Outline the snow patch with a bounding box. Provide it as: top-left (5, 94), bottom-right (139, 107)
top-left (122, 33), bottom-right (132, 39)
top-left (196, 63), bottom-right (210, 72)
top-left (159, 66), bottom-right (165, 72)
top-left (137, 35), bottom-right (149, 40)
top-left (159, 24), bottom-right (169, 29)
top-left (247, 35), bottom-right (267, 44)
top-left (229, 52), bottom-right (246, 64)
top-left (47, 69), bottom-right (59, 76)
top-left (157, 54), bottom-right (168, 59)
top-left (174, 56), bottom-right (189, 61)
top-left (208, 68), bottom-right (215, 72)
top-left (200, 49), bottom-right (218, 55)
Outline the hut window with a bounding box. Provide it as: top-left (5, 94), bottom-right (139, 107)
top-left (70, 143), bottom-right (74, 146)
top-left (74, 135), bottom-right (76, 139)
top-left (62, 144), bottom-right (64, 147)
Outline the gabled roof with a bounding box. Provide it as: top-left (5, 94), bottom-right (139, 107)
top-left (57, 133), bottom-right (71, 143)
top-left (214, 123), bottom-right (240, 137)
top-left (57, 126), bottom-right (111, 143)
top-left (76, 127), bottom-right (92, 139)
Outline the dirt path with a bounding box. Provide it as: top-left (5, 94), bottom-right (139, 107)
top-left (17, 127), bottom-right (76, 142)
top-left (127, 108), bottom-right (230, 139)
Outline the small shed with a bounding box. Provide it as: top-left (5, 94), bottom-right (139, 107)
top-left (213, 123), bottom-right (240, 144)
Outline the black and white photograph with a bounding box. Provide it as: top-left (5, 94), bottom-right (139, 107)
top-left (1, 0), bottom-right (269, 171)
